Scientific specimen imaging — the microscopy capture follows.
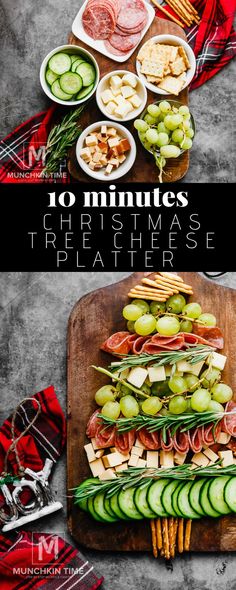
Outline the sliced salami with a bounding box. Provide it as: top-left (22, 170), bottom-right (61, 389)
top-left (115, 429), bottom-right (135, 454)
top-left (173, 429), bottom-right (189, 454)
top-left (160, 429), bottom-right (174, 452)
top-left (117, 14), bottom-right (147, 33)
top-left (117, 0), bottom-right (147, 29)
top-left (222, 401), bottom-right (236, 436)
top-left (192, 325), bottom-right (224, 349)
top-left (201, 422), bottom-right (221, 446)
top-left (82, 5), bottom-right (116, 40)
top-left (188, 427), bottom-right (202, 453)
top-left (108, 31), bottom-right (141, 52)
top-left (137, 428), bottom-right (160, 450)
top-left (94, 424), bottom-right (116, 447)
top-left (100, 331), bottom-right (131, 355)
top-left (86, 409), bottom-right (101, 437)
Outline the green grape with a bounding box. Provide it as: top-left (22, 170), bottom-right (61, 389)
top-left (123, 303), bottom-right (142, 321)
top-left (182, 302), bottom-right (202, 319)
top-left (184, 374), bottom-right (199, 391)
top-left (116, 382), bottom-right (130, 397)
top-left (169, 375), bottom-right (187, 394)
top-left (120, 395), bottom-right (139, 418)
top-left (182, 119), bottom-right (191, 131)
top-left (139, 132), bottom-right (147, 143)
top-left (159, 100), bottom-right (171, 113)
top-left (141, 383), bottom-right (151, 395)
top-left (150, 301), bottom-right (166, 316)
top-left (184, 398), bottom-right (192, 412)
top-left (127, 320), bottom-right (136, 333)
top-left (156, 132), bottom-right (169, 147)
top-left (164, 115), bottom-right (177, 131)
top-left (211, 383), bottom-right (233, 403)
top-left (190, 388), bottom-right (211, 412)
top-left (179, 105), bottom-right (190, 116)
top-left (180, 319), bottom-right (193, 333)
top-left (101, 400), bottom-right (120, 419)
top-left (159, 407), bottom-right (170, 416)
top-left (156, 316), bottom-right (180, 336)
top-left (95, 385), bottom-right (116, 406)
top-left (158, 122), bottom-right (169, 133)
top-left (172, 129), bottom-right (184, 143)
top-left (186, 128), bottom-right (194, 139)
top-left (146, 128), bottom-right (159, 144)
top-left (166, 294), bottom-right (186, 313)
top-left (201, 368), bottom-right (221, 388)
top-left (169, 395), bottom-right (188, 414)
top-left (144, 114), bottom-right (156, 125)
top-left (135, 314), bottom-right (156, 336)
top-left (134, 119), bottom-right (149, 132)
top-left (147, 104), bottom-right (161, 117)
top-left (172, 106), bottom-right (178, 114)
top-left (151, 380), bottom-right (170, 397)
top-left (142, 397), bottom-right (162, 415)
top-left (181, 138), bottom-right (193, 150)
top-left (158, 113), bottom-right (166, 122)
top-left (132, 299), bottom-right (150, 314)
top-left (207, 400), bottom-right (224, 413)
top-left (198, 313), bottom-right (216, 327)
top-left (160, 145), bottom-right (181, 158)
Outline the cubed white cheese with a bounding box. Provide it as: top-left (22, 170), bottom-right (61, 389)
top-left (160, 450), bottom-right (174, 467)
top-left (128, 94), bottom-right (142, 108)
top-left (148, 366), bottom-right (166, 383)
top-left (174, 451), bottom-right (187, 465)
top-left (121, 85), bottom-right (136, 99)
top-left (114, 102), bottom-right (132, 118)
top-left (137, 458), bottom-right (147, 468)
top-left (107, 127), bottom-right (117, 137)
top-left (115, 463), bottom-right (128, 472)
top-left (146, 451), bottom-right (159, 468)
top-left (110, 75), bottom-right (122, 91)
top-left (113, 94), bottom-right (126, 106)
top-left (108, 137), bottom-right (120, 148)
top-left (216, 432), bottom-right (231, 445)
top-left (128, 454), bottom-right (139, 467)
top-left (80, 147), bottom-right (92, 161)
top-left (134, 438), bottom-right (146, 450)
top-left (103, 451), bottom-right (130, 468)
top-left (90, 458), bottom-right (106, 477)
top-left (99, 468), bottom-right (116, 480)
top-left (101, 125), bottom-right (107, 135)
top-left (111, 87), bottom-right (122, 97)
top-left (85, 134), bottom-right (98, 147)
top-left (122, 73), bottom-right (137, 88)
top-left (127, 366), bottom-right (148, 388)
top-left (106, 101), bottom-right (117, 115)
top-left (206, 352), bottom-right (227, 371)
top-left (203, 448), bottom-right (219, 462)
top-left (101, 89), bottom-right (114, 104)
top-left (177, 360), bottom-right (204, 376)
top-left (131, 447), bottom-right (143, 457)
top-left (91, 437), bottom-right (104, 450)
top-left (84, 443), bottom-right (96, 463)
top-left (95, 449), bottom-right (105, 459)
top-left (218, 450), bottom-right (234, 467)
top-left (105, 164), bottom-right (113, 175)
top-left (192, 452), bottom-right (209, 467)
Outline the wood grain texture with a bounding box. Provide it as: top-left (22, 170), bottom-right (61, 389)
top-left (67, 272), bottom-right (236, 552)
top-left (67, 17), bottom-right (189, 183)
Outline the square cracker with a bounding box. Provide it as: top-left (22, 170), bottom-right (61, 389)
top-left (178, 46), bottom-right (191, 69)
top-left (137, 41), bottom-right (154, 62)
top-left (141, 59), bottom-right (165, 78)
top-left (146, 75), bottom-right (162, 83)
top-left (158, 75), bottom-right (185, 96)
top-left (170, 57), bottom-right (186, 76)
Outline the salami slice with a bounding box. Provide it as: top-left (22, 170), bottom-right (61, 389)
top-left (142, 334), bottom-right (185, 354)
top-left (117, 0), bottom-right (147, 29)
top-left (86, 409), bottom-right (101, 437)
top-left (116, 14), bottom-right (147, 33)
top-left (192, 325), bottom-right (224, 349)
top-left (108, 31), bottom-right (141, 51)
top-left (94, 424), bottom-right (116, 447)
top-left (173, 429), bottom-right (189, 454)
top-left (160, 429), bottom-right (174, 451)
top-left (82, 5), bottom-right (116, 39)
top-left (222, 401), bottom-right (236, 436)
top-left (201, 422), bottom-right (221, 446)
top-left (188, 427), bottom-right (202, 453)
top-left (100, 331), bottom-right (131, 355)
top-left (132, 335), bottom-right (150, 354)
top-left (137, 428), bottom-right (160, 450)
top-left (115, 429), bottom-right (135, 454)
top-left (183, 333), bottom-right (216, 347)
top-left (227, 439), bottom-right (236, 452)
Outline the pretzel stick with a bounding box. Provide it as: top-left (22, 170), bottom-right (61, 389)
top-left (150, 519), bottom-right (158, 558)
top-left (162, 517), bottom-right (170, 560)
top-left (172, 518), bottom-right (179, 558)
top-left (184, 519), bottom-right (192, 552)
top-left (181, 0), bottom-right (200, 19)
top-left (173, 0), bottom-right (193, 23)
top-left (150, 0), bottom-right (185, 27)
top-left (177, 518), bottom-right (184, 553)
top-left (166, 0), bottom-right (191, 25)
top-left (179, 0), bottom-right (199, 23)
top-left (156, 518), bottom-right (163, 551)
top-left (128, 292), bottom-right (167, 302)
top-left (177, 0), bottom-right (195, 20)
top-left (169, 517), bottom-right (174, 558)
top-left (134, 284), bottom-right (171, 295)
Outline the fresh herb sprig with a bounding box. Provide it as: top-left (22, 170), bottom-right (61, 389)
top-left (41, 106), bottom-right (85, 176)
top-left (109, 345), bottom-right (214, 374)
top-left (92, 365), bottom-right (150, 398)
top-left (74, 463), bottom-right (236, 503)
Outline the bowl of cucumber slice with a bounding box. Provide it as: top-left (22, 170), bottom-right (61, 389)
top-left (40, 44), bottom-right (99, 105)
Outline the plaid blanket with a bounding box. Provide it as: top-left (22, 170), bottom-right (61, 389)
top-left (0, 0), bottom-right (235, 183)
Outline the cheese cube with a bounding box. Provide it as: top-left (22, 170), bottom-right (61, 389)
top-left (216, 432), bottom-right (231, 445)
top-left (103, 451), bottom-right (130, 468)
top-left (100, 155), bottom-right (108, 166)
top-left (106, 101), bottom-right (117, 115)
top-left (128, 454), bottom-right (139, 467)
top-left (93, 151), bottom-right (101, 163)
top-left (111, 87), bottom-right (122, 97)
top-left (105, 163), bottom-right (113, 175)
top-left (108, 158), bottom-right (119, 168)
top-left (110, 75), bottom-right (122, 91)
top-left (101, 125), bottom-right (107, 135)
top-left (114, 101), bottom-right (132, 118)
top-left (174, 451), bottom-right (187, 465)
top-left (80, 147), bottom-right (92, 161)
top-left (122, 73), bottom-right (137, 88)
top-left (146, 451), bottom-right (159, 468)
top-left (121, 85), bottom-right (136, 99)
top-left (88, 161), bottom-right (95, 170)
top-left (112, 368), bottom-right (129, 381)
top-left (160, 450), bottom-right (174, 467)
top-left (206, 352), bottom-right (227, 371)
top-left (84, 443), bottom-right (97, 463)
top-left (99, 468), bottom-right (117, 480)
top-left (128, 94), bottom-right (142, 109)
top-left (113, 94), bottom-right (126, 106)
top-left (131, 447), bottom-right (143, 457)
top-left (218, 450), bottom-right (234, 467)
top-left (177, 360), bottom-right (204, 376)
top-left (115, 463), bottom-right (128, 472)
top-left (91, 437), bottom-right (104, 451)
top-left (101, 89), bottom-right (114, 104)
top-left (95, 449), bottom-right (105, 459)
top-left (108, 137), bottom-right (120, 148)
top-left (137, 458), bottom-right (147, 468)
top-left (127, 367), bottom-right (148, 388)
top-left (148, 366), bottom-right (166, 383)
top-left (118, 154), bottom-right (126, 164)
top-left (107, 127), bottom-right (117, 137)
top-left (90, 458), bottom-right (106, 477)
top-left (192, 452), bottom-right (209, 467)
top-left (203, 448), bottom-right (219, 462)
top-left (189, 463), bottom-right (198, 470)
top-left (134, 438), bottom-right (146, 450)
top-left (85, 134), bottom-right (98, 147)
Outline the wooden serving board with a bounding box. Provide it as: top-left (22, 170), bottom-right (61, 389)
top-left (67, 272), bottom-right (236, 552)
top-left (67, 17), bottom-right (189, 183)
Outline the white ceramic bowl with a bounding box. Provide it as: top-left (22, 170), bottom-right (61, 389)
top-left (136, 34), bottom-right (196, 95)
top-left (40, 44), bottom-right (99, 106)
top-left (76, 120), bottom-right (136, 180)
top-left (96, 70), bottom-right (147, 122)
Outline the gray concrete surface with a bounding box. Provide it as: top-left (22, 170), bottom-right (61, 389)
top-left (0, 0), bottom-right (235, 182)
top-left (0, 271), bottom-right (236, 589)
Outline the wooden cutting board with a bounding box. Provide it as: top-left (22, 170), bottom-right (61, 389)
top-left (67, 272), bottom-right (236, 552)
top-left (67, 17), bottom-right (190, 183)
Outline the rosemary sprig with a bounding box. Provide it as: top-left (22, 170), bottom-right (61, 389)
top-left (92, 365), bottom-right (150, 398)
top-left (74, 463), bottom-right (236, 503)
top-left (109, 345), bottom-right (214, 373)
top-left (41, 106), bottom-right (85, 176)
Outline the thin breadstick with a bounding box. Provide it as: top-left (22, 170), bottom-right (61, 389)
top-left (172, 0), bottom-right (192, 23)
top-left (134, 284), bottom-right (171, 294)
top-left (169, 517), bottom-right (174, 558)
top-left (129, 288), bottom-right (167, 298)
top-left (142, 278), bottom-right (174, 294)
top-left (177, 0), bottom-right (195, 19)
top-left (172, 518), bottom-right (179, 558)
top-left (177, 287), bottom-right (193, 294)
top-left (156, 518), bottom-right (163, 551)
top-left (166, 0), bottom-right (191, 25)
top-left (128, 292), bottom-right (167, 302)
top-left (177, 518), bottom-right (184, 553)
top-left (150, 0), bottom-right (185, 27)
top-left (150, 519), bottom-right (158, 558)
top-left (157, 275), bottom-right (192, 290)
top-left (181, 0), bottom-right (199, 17)
top-left (159, 272), bottom-right (184, 283)
top-left (162, 517), bottom-right (170, 560)
top-left (184, 519), bottom-right (192, 552)
top-left (155, 279), bottom-right (179, 294)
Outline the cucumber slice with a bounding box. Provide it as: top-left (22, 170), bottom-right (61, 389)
top-left (76, 62), bottom-right (96, 86)
top-left (172, 482), bottom-right (186, 517)
top-left (71, 54), bottom-right (82, 64)
top-left (76, 83), bottom-right (94, 100)
top-left (147, 479), bottom-right (170, 517)
top-left (71, 58), bottom-right (85, 72)
top-left (161, 480), bottom-right (182, 517)
top-left (104, 495), bottom-right (118, 518)
top-left (200, 480), bottom-right (221, 518)
top-left (74, 477), bottom-right (100, 512)
top-left (224, 477), bottom-right (236, 512)
top-left (134, 483), bottom-right (156, 519)
top-left (118, 487), bottom-right (143, 520)
top-left (88, 496), bottom-right (105, 522)
top-left (60, 72), bottom-right (83, 95)
top-left (109, 493), bottom-right (130, 520)
top-left (49, 52), bottom-right (71, 75)
top-left (208, 477), bottom-right (232, 515)
top-left (93, 492), bottom-right (118, 522)
top-left (177, 482), bottom-right (201, 519)
top-left (46, 68), bottom-right (59, 86)
top-left (189, 478), bottom-right (206, 516)
top-left (51, 79), bottom-right (72, 101)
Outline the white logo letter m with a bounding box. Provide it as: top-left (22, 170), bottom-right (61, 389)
top-left (37, 534), bottom-right (60, 561)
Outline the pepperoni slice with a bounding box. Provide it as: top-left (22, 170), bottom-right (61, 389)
top-left (94, 424), bottom-right (116, 448)
top-left (222, 401), bottom-right (236, 436)
top-left (117, 0), bottom-right (147, 29)
top-left (82, 5), bottom-right (116, 40)
top-left (115, 430), bottom-right (135, 454)
top-left (160, 429), bottom-right (174, 451)
top-left (173, 429), bottom-right (189, 454)
top-left (192, 325), bottom-right (224, 349)
top-left (100, 331), bottom-right (131, 355)
top-left (188, 427), bottom-right (203, 453)
top-left (86, 409), bottom-right (101, 437)
top-left (201, 422), bottom-right (221, 446)
top-left (137, 428), bottom-right (160, 450)
top-left (104, 40), bottom-right (129, 55)
top-left (108, 31), bottom-right (141, 52)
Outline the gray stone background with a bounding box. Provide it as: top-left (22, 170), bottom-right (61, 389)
top-left (0, 0), bottom-right (235, 182)
top-left (0, 271), bottom-right (236, 589)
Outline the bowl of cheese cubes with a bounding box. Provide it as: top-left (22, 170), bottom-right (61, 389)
top-left (76, 121), bottom-right (136, 180)
top-left (96, 71), bottom-right (147, 122)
